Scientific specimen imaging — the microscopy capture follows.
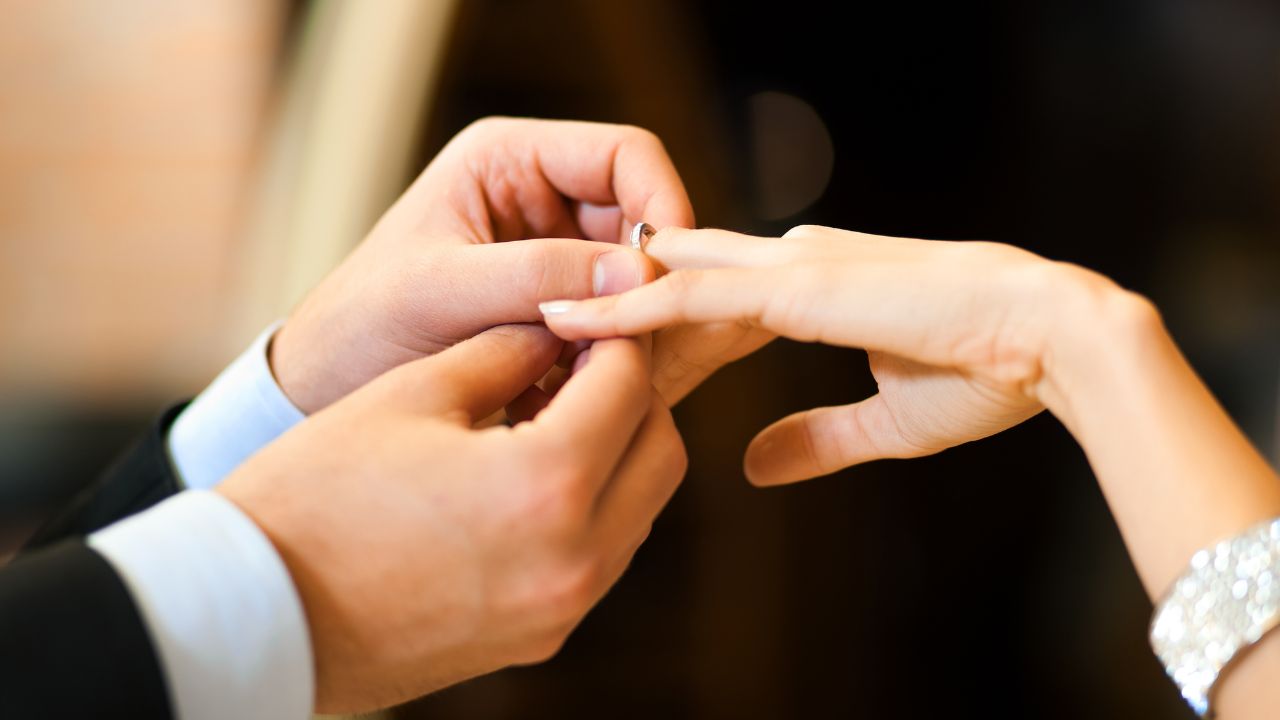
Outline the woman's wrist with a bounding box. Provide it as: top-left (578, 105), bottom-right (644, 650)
top-left (1033, 264), bottom-right (1280, 596)
top-left (1031, 264), bottom-right (1162, 434)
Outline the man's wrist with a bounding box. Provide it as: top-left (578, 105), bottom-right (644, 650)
top-left (89, 491), bottom-right (314, 720)
top-left (269, 312), bottom-right (358, 416)
top-left (168, 322), bottom-right (305, 490)
top-left (267, 319), bottom-right (319, 415)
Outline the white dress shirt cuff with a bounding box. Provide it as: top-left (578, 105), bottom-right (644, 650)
top-left (89, 490), bottom-right (313, 720)
top-left (169, 322), bottom-right (305, 490)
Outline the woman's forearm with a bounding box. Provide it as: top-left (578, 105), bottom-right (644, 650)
top-left (1039, 286), bottom-right (1280, 717)
top-left (1041, 288), bottom-right (1280, 595)
top-left (542, 226), bottom-right (1280, 713)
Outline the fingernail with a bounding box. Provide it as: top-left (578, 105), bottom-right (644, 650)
top-left (593, 250), bottom-right (642, 297)
top-left (539, 300), bottom-right (577, 315)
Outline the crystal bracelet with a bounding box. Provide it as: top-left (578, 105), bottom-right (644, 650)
top-left (1149, 517), bottom-right (1280, 718)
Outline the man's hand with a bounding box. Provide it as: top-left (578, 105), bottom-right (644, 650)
top-left (270, 117), bottom-right (695, 413)
top-left (218, 324), bottom-right (686, 712)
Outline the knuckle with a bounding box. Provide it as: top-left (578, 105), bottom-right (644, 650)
top-left (478, 323), bottom-right (544, 355)
top-left (768, 237), bottom-right (814, 265)
top-left (538, 562), bottom-right (603, 620)
top-left (621, 124), bottom-right (664, 149)
top-left (653, 409), bottom-right (690, 478)
top-left (668, 434), bottom-right (691, 478)
top-left (1006, 255), bottom-right (1065, 290)
top-left (383, 255), bottom-right (446, 330)
top-left (516, 463), bottom-right (592, 532)
top-left (651, 439), bottom-right (690, 496)
top-left (484, 322), bottom-right (533, 341)
top-left (517, 237), bottom-right (555, 266)
top-left (1109, 288), bottom-right (1162, 329)
top-left (461, 115), bottom-right (510, 140)
top-left (783, 224), bottom-right (825, 240)
top-left (657, 268), bottom-right (700, 302)
top-left (798, 409), bottom-right (832, 472)
top-left (515, 241), bottom-right (560, 299)
top-left (1055, 263), bottom-right (1162, 332)
top-left (995, 255), bottom-right (1087, 313)
top-left (759, 265), bottom-right (827, 341)
top-left (950, 239), bottom-right (1035, 266)
top-left (528, 489), bottom-right (582, 535)
top-left (521, 627), bottom-right (573, 664)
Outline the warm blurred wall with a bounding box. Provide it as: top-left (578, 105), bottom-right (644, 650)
top-left (235, 0), bottom-right (458, 344)
top-left (0, 0), bottom-right (285, 407)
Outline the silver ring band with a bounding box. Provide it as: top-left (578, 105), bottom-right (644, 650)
top-left (629, 222), bottom-right (655, 252)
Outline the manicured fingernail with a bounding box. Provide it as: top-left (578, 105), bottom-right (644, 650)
top-left (539, 300), bottom-right (577, 315)
top-left (593, 250), bottom-right (642, 297)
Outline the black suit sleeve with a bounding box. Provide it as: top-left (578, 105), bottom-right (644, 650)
top-left (23, 403), bottom-right (188, 551)
top-left (0, 540), bottom-right (173, 719)
top-left (1, 403), bottom-right (190, 717)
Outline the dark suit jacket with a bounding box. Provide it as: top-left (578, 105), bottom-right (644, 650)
top-left (0, 405), bottom-right (187, 719)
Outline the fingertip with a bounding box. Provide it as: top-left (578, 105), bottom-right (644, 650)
top-left (565, 335), bottom-right (645, 377)
top-left (743, 421), bottom-right (822, 488)
top-left (539, 299), bottom-right (580, 316)
top-left (639, 187), bottom-right (695, 234)
top-left (539, 300), bottom-right (590, 341)
top-left (539, 298), bottom-right (622, 342)
top-left (742, 460), bottom-right (775, 487)
top-left (743, 430), bottom-right (789, 487)
top-left (577, 336), bottom-right (649, 394)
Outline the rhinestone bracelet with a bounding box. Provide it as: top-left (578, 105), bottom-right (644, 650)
top-left (1149, 517), bottom-right (1280, 718)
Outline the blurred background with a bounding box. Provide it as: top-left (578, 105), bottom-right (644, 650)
top-left (2, 0), bottom-right (1279, 718)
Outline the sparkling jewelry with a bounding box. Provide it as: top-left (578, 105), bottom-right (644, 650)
top-left (630, 222), bottom-right (655, 252)
top-left (1149, 516), bottom-right (1280, 718)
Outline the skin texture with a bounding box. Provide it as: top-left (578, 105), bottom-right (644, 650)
top-left (218, 325), bottom-right (686, 713)
top-left (542, 224), bottom-right (1280, 718)
top-left (221, 119), bottom-right (704, 710)
top-left (270, 117), bottom-right (692, 414)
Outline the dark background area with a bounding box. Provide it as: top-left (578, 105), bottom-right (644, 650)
top-left (410, 1), bottom-right (1280, 718)
top-left (5, 1), bottom-right (1279, 718)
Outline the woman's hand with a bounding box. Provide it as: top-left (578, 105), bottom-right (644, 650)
top-left (545, 224), bottom-right (1280, 719)
top-left (219, 324), bottom-right (686, 713)
top-left (541, 224), bottom-right (1138, 485)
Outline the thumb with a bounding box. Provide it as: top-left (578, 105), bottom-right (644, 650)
top-left (448, 239), bottom-right (656, 326)
top-left (743, 396), bottom-right (938, 486)
top-left (402, 323), bottom-right (562, 423)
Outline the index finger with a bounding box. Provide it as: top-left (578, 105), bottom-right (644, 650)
top-left (474, 118), bottom-right (695, 235)
top-left (538, 267), bottom-right (774, 341)
top-left (641, 225), bottom-right (910, 271)
top-left (522, 337), bottom-right (652, 486)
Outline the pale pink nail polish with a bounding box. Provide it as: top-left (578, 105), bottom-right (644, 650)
top-left (539, 300), bottom-right (576, 315)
